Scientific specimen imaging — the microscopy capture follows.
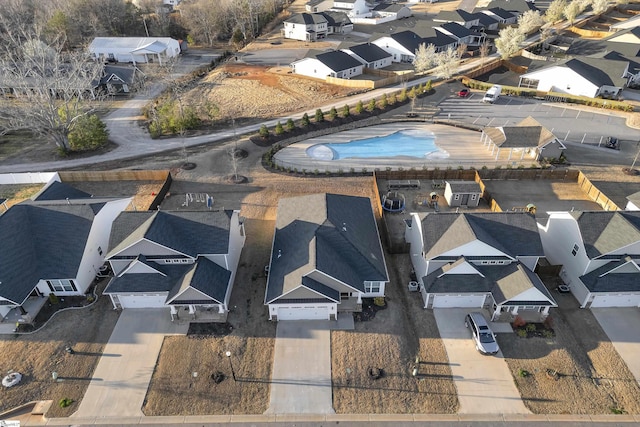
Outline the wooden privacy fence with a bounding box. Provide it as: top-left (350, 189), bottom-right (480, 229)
top-left (576, 171), bottom-right (620, 211)
top-left (59, 170), bottom-right (171, 182)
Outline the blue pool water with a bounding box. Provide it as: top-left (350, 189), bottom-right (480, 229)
top-left (307, 129), bottom-right (447, 160)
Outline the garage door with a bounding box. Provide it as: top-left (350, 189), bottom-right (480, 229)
top-left (432, 295), bottom-right (485, 308)
top-left (591, 294), bottom-right (640, 308)
top-left (277, 306), bottom-right (330, 320)
top-left (116, 294), bottom-right (167, 309)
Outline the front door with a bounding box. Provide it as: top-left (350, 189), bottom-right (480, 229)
top-left (461, 194), bottom-right (470, 206)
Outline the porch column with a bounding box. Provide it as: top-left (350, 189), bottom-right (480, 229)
top-left (218, 304), bottom-right (225, 313)
top-left (170, 305), bottom-right (178, 321)
top-left (356, 293), bottom-right (362, 304)
top-left (188, 304), bottom-right (196, 319)
top-left (492, 305), bottom-right (501, 321)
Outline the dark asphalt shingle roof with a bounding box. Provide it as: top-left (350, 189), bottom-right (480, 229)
top-left (421, 212), bottom-right (544, 259)
top-left (34, 181), bottom-right (92, 201)
top-left (265, 193), bottom-right (388, 303)
top-left (373, 3), bottom-right (405, 12)
top-left (423, 260), bottom-right (556, 305)
top-left (525, 58), bottom-right (628, 88)
top-left (487, 7), bottom-right (516, 19)
top-left (166, 257), bottom-right (231, 304)
top-left (483, 117), bottom-right (558, 148)
top-left (104, 262), bottom-right (190, 294)
top-left (347, 43), bottom-right (392, 62)
top-left (315, 50), bottom-right (363, 72)
top-left (285, 12), bottom-right (328, 25)
top-left (438, 22), bottom-right (473, 39)
top-left (107, 210), bottom-right (232, 258)
top-left (579, 258), bottom-right (640, 292)
top-left (473, 12), bottom-right (498, 27)
top-left (480, 0), bottom-right (536, 14)
top-left (389, 31), bottom-right (424, 54)
top-left (571, 211), bottom-right (640, 258)
top-left (318, 11), bottom-right (352, 26)
top-left (434, 9), bottom-right (478, 23)
top-left (0, 204), bottom-right (98, 304)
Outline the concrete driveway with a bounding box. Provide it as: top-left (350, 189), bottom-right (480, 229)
top-left (265, 321), bottom-right (334, 414)
top-left (434, 309), bottom-right (530, 414)
top-left (72, 309), bottom-right (188, 419)
top-left (593, 308), bottom-right (640, 385)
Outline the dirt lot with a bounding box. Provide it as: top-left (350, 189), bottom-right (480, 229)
top-left (332, 253), bottom-right (458, 414)
top-left (499, 277), bottom-right (640, 415)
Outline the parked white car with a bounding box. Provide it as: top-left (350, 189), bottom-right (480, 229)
top-left (465, 312), bottom-right (500, 355)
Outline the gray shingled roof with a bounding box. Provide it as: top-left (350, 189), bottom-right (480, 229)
top-left (438, 22), bottom-right (473, 39)
top-left (166, 257), bottom-right (231, 304)
top-left (435, 9), bottom-right (478, 23)
top-left (285, 12), bottom-right (328, 25)
top-left (265, 193), bottom-right (388, 303)
top-left (525, 57), bottom-right (628, 88)
top-left (482, 0), bottom-right (536, 14)
top-left (315, 50), bottom-right (363, 72)
top-left (108, 210), bottom-right (232, 258)
top-left (34, 181), bottom-right (92, 201)
top-left (347, 43), bottom-right (392, 62)
top-left (423, 260), bottom-right (556, 305)
top-left (571, 211), bottom-right (640, 258)
top-left (0, 204), bottom-right (98, 304)
top-left (446, 180), bottom-right (481, 194)
top-left (483, 116), bottom-right (558, 149)
top-left (104, 261), bottom-right (190, 293)
top-left (579, 258), bottom-right (640, 292)
top-left (421, 212), bottom-right (544, 259)
top-left (373, 3), bottom-right (405, 12)
top-left (318, 11), bottom-right (352, 27)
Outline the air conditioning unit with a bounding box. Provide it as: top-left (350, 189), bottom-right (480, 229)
top-left (408, 281), bottom-right (419, 292)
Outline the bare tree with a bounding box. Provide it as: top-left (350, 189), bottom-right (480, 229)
top-left (545, 0), bottom-right (568, 23)
top-left (479, 40), bottom-right (490, 65)
top-left (563, 1), bottom-right (581, 24)
top-left (180, 0), bottom-right (232, 45)
top-left (591, 0), bottom-right (610, 13)
top-left (518, 10), bottom-right (545, 35)
top-left (0, 30), bottom-right (104, 152)
top-left (434, 46), bottom-right (460, 79)
top-left (495, 26), bottom-right (524, 59)
top-left (413, 43), bottom-right (437, 73)
top-left (456, 43), bottom-right (468, 60)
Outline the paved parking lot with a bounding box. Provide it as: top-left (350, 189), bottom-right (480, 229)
top-left (434, 309), bottom-right (530, 414)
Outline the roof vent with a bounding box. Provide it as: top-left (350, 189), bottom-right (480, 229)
top-left (277, 249), bottom-right (282, 259)
top-left (342, 222), bottom-right (347, 232)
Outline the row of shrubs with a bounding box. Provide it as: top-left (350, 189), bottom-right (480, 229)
top-left (461, 77), bottom-right (634, 111)
top-left (258, 81), bottom-right (433, 139)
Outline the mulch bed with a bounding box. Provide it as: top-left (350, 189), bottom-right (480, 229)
top-left (187, 322), bottom-right (234, 338)
top-left (512, 322), bottom-right (556, 338)
top-left (354, 298), bottom-right (388, 322)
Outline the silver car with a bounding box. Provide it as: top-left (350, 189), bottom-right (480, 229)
top-left (465, 312), bottom-right (500, 355)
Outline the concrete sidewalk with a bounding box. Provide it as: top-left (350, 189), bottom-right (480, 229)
top-left (72, 309), bottom-right (188, 418)
top-left (592, 308), bottom-right (640, 386)
top-left (265, 321), bottom-right (334, 414)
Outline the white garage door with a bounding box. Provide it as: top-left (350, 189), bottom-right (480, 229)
top-left (116, 294), bottom-right (167, 308)
top-left (591, 294), bottom-right (640, 308)
top-left (432, 295), bottom-right (485, 308)
top-left (277, 305), bottom-right (330, 320)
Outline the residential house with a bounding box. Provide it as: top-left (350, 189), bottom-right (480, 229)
top-left (265, 193), bottom-right (388, 321)
top-left (283, 13), bottom-right (329, 41)
top-left (436, 22), bottom-right (482, 47)
top-left (291, 50), bottom-right (364, 79)
top-left (94, 65), bottom-right (143, 95)
top-left (443, 181), bottom-right (482, 207)
top-left (306, 0), bottom-right (333, 12)
top-left (473, 12), bottom-right (500, 32)
top-left (479, 7), bottom-right (517, 24)
top-left (342, 42), bottom-right (393, 68)
top-left (434, 10), bottom-right (480, 29)
top-left (411, 22), bottom-right (459, 52)
top-left (319, 11), bottom-right (353, 34)
top-left (539, 211), bottom-right (640, 307)
top-left (371, 3), bottom-right (413, 20)
top-left (481, 116), bottom-right (566, 161)
top-left (104, 210), bottom-right (245, 319)
top-left (518, 57), bottom-right (628, 98)
top-left (480, 0), bottom-right (537, 16)
top-left (372, 30), bottom-right (424, 62)
top-left (405, 212), bottom-right (556, 319)
top-left (332, 0), bottom-right (370, 17)
top-left (0, 197), bottom-right (132, 321)
top-left (89, 37), bottom-right (181, 65)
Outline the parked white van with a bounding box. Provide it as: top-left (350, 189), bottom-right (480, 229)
top-left (482, 85), bottom-right (502, 103)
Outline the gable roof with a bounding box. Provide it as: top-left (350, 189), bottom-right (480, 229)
top-left (389, 31), bottom-right (424, 53)
top-left (318, 11), bottom-right (352, 26)
top-left (571, 211), bottom-right (640, 258)
top-left (166, 257), bottom-right (231, 304)
top-left (104, 261), bottom-right (191, 294)
top-left (373, 3), bottom-right (406, 12)
top-left (473, 12), bottom-right (499, 27)
top-left (483, 117), bottom-right (559, 148)
top-left (423, 261), bottom-right (556, 306)
top-left (421, 212), bottom-right (544, 259)
top-left (0, 203), bottom-right (98, 304)
top-left (525, 57), bottom-right (628, 88)
top-left (481, 0), bottom-right (536, 14)
top-left (314, 50), bottom-right (363, 71)
top-left (446, 180), bottom-right (482, 194)
top-left (89, 37), bottom-right (176, 51)
top-left (347, 42), bottom-right (392, 62)
top-left (579, 258), bottom-right (640, 292)
top-left (437, 22), bottom-right (473, 39)
top-left (265, 193), bottom-right (388, 303)
top-left (107, 210), bottom-right (232, 258)
top-left (34, 181), bottom-right (92, 201)
top-left (285, 12), bottom-right (328, 25)
top-left (434, 9), bottom-right (478, 23)
top-left (486, 7), bottom-right (516, 19)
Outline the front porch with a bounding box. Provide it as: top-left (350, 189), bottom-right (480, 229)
top-left (493, 307), bottom-right (551, 323)
top-left (170, 304), bottom-right (228, 323)
top-left (338, 295), bottom-right (362, 313)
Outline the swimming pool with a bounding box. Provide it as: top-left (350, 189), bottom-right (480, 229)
top-left (306, 129), bottom-right (449, 160)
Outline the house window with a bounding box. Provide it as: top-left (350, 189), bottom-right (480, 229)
top-left (98, 246), bottom-right (103, 256)
top-left (454, 194), bottom-right (460, 200)
top-left (47, 279), bottom-right (77, 293)
top-left (571, 244), bottom-right (579, 256)
top-left (471, 194), bottom-right (477, 200)
top-left (365, 283), bottom-right (381, 293)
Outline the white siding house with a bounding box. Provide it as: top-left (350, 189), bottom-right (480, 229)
top-left (538, 211), bottom-right (640, 308)
top-left (291, 50), bottom-right (364, 79)
top-left (372, 31), bottom-right (423, 63)
top-left (283, 13), bottom-right (329, 41)
top-left (89, 37), bottom-right (181, 65)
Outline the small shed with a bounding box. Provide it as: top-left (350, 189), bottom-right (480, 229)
top-left (444, 181), bottom-right (482, 207)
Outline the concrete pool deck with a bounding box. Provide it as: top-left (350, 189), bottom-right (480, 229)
top-left (273, 123), bottom-right (540, 172)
